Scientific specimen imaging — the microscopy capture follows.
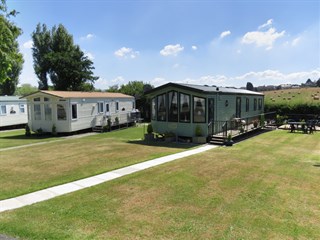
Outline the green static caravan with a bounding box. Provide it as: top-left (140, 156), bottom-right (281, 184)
top-left (145, 83), bottom-right (264, 140)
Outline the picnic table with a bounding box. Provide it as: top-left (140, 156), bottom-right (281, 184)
top-left (288, 121), bottom-right (315, 134)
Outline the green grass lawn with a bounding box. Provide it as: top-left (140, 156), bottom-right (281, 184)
top-left (0, 130), bottom-right (319, 239)
top-left (0, 126), bottom-right (192, 200)
top-left (0, 129), bottom-right (60, 149)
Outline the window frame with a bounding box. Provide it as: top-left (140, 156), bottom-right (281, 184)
top-left (71, 103), bottom-right (78, 120)
top-left (34, 104), bottom-right (41, 120)
top-left (193, 96), bottom-right (206, 123)
top-left (0, 105), bottom-right (7, 115)
top-left (157, 93), bottom-right (167, 122)
top-left (254, 98), bottom-right (257, 111)
top-left (179, 93), bottom-right (191, 123)
top-left (19, 104), bottom-right (25, 113)
top-left (168, 91), bottom-right (179, 122)
top-left (44, 104), bottom-right (52, 121)
top-left (246, 98), bottom-right (250, 112)
top-left (97, 101), bottom-right (104, 114)
top-left (57, 104), bottom-right (67, 121)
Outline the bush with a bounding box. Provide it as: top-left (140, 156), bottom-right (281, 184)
top-left (25, 124), bottom-right (31, 137)
top-left (147, 123), bottom-right (153, 134)
top-left (52, 124), bottom-right (57, 136)
top-left (35, 128), bottom-right (43, 136)
top-left (260, 114), bottom-right (265, 128)
top-left (195, 125), bottom-right (203, 137)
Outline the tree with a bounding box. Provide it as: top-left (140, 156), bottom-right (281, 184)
top-left (110, 81), bottom-right (154, 120)
top-left (15, 83), bottom-right (38, 96)
top-left (31, 23), bottom-right (98, 91)
top-left (32, 23), bottom-right (51, 90)
top-left (0, 0), bottom-right (24, 94)
top-left (316, 78), bottom-right (320, 87)
top-left (246, 82), bottom-right (254, 91)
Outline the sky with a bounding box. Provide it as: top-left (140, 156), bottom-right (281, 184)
top-left (7, 0), bottom-right (320, 90)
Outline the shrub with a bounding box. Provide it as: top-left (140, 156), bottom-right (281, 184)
top-left (35, 128), bottom-right (43, 136)
top-left (260, 114), bottom-right (265, 128)
top-left (147, 123), bottom-right (153, 134)
top-left (195, 125), bottom-right (203, 137)
top-left (115, 117), bottom-right (119, 125)
top-left (25, 124), bottom-right (31, 137)
top-left (52, 124), bottom-right (57, 136)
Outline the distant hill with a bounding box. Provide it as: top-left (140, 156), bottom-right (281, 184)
top-left (264, 87), bottom-right (320, 115)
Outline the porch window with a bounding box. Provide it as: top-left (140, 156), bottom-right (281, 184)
top-left (57, 104), bottom-right (67, 120)
top-left (193, 96), bottom-right (206, 123)
top-left (179, 93), bottom-right (190, 123)
top-left (71, 103), bottom-right (77, 119)
top-left (97, 102), bottom-right (104, 113)
top-left (151, 98), bottom-right (157, 120)
top-left (254, 98), bottom-right (257, 111)
top-left (168, 91), bottom-right (178, 122)
top-left (44, 97), bottom-right (50, 102)
top-left (34, 97), bottom-right (40, 102)
top-left (0, 105), bottom-right (6, 115)
top-left (157, 94), bottom-right (166, 121)
top-left (246, 98), bottom-right (249, 112)
top-left (34, 104), bottom-right (41, 120)
top-left (19, 104), bottom-right (25, 113)
top-left (44, 104), bottom-right (52, 120)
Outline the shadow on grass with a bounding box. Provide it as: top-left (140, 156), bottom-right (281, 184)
top-left (0, 134), bottom-right (58, 141)
top-left (127, 139), bottom-right (195, 149)
top-left (313, 164), bottom-right (320, 168)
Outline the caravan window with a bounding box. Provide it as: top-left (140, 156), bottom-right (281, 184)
top-left (179, 93), bottom-right (190, 123)
top-left (44, 104), bottom-right (52, 120)
top-left (71, 103), bottom-right (78, 119)
top-left (97, 102), bottom-right (104, 113)
top-left (0, 105), bottom-right (6, 115)
top-left (34, 104), bottom-right (41, 120)
top-left (157, 94), bottom-right (166, 121)
top-left (116, 101), bottom-right (119, 111)
top-left (19, 104), bottom-right (25, 113)
top-left (193, 96), bottom-right (206, 123)
top-left (168, 91), bottom-right (178, 122)
top-left (57, 104), bottom-right (67, 120)
top-left (151, 98), bottom-right (156, 120)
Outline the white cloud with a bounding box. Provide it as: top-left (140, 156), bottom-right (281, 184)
top-left (191, 45), bottom-right (198, 50)
top-left (232, 69), bottom-right (320, 85)
top-left (94, 76), bottom-right (127, 90)
top-left (292, 37), bottom-right (301, 46)
top-left (114, 47), bottom-right (139, 59)
top-left (84, 52), bottom-right (94, 60)
top-left (23, 40), bottom-right (33, 49)
top-left (80, 33), bottom-right (95, 40)
top-left (258, 19), bottom-right (273, 29)
top-left (242, 27), bottom-right (285, 50)
top-left (220, 30), bottom-right (231, 39)
top-left (160, 44), bottom-right (184, 56)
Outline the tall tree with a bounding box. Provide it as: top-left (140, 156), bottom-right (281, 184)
top-left (31, 23), bottom-right (98, 91)
top-left (0, 0), bottom-right (24, 95)
top-left (32, 23), bottom-right (51, 90)
top-left (246, 82), bottom-right (254, 91)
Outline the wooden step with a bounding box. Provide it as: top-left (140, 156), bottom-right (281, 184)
top-left (92, 126), bottom-right (103, 133)
top-left (209, 135), bottom-right (225, 145)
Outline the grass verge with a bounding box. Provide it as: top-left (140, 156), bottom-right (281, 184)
top-left (0, 130), bottom-right (319, 239)
top-left (0, 126), bottom-right (192, 200)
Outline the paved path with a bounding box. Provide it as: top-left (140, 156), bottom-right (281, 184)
top-left (0, 144), bottom-right (217, 213)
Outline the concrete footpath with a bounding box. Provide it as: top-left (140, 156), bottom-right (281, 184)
top-left (0, 144), bottom-right (217, 213)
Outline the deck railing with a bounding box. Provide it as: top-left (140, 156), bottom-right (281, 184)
top-left (208, 112), bottom-right (277, 140)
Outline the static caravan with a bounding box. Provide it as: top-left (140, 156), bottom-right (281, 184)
top-left (23, 90), bottom-right (136, 133)
top-left (146, 83), bottom-right (264, 139)
top-left (0, 96), bottom-right (28, 128)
